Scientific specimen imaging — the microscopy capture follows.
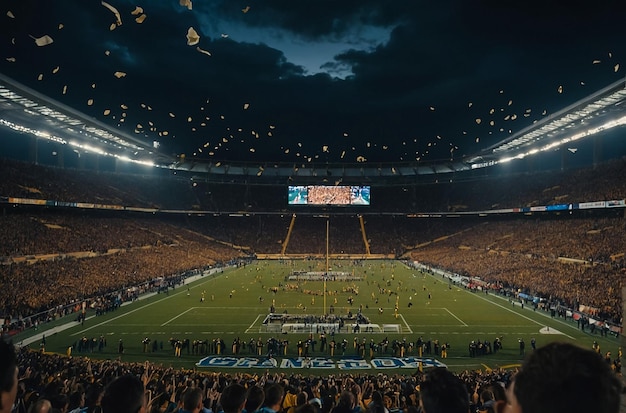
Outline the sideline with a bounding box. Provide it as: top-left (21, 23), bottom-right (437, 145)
top-left (17, 267), bottom-right (229, 347)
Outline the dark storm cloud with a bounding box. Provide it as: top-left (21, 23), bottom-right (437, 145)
top-left (0, 1), bottom-right (625, 164)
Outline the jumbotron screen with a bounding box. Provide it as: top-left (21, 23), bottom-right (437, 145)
top-left (288, 185), bottom-right (370, 206)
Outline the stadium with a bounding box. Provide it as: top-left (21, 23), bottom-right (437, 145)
top-left (1, 2), bottom-right (626, 413)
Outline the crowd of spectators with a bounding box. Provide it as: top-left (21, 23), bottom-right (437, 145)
top-left (1, 157), bottom-right (624, 335)
top-left (11, 346), bottom-right (516, 413)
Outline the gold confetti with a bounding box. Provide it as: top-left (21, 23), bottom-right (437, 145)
top-left (52, 66), bottom-right (60, 74)
top-left (615, 64), bottom-right (620, 73)
top-left (37, 73), bottom-right (43, 81)
top-left (62, 85), bottom-right (67, 94)
top-left (196, 46), bottom-right (211, 56)
top-left (7, 11), bottom-right (15, 19)
top-left (186, 27), bottom-right (200, 46)
top-left (243, 103), bottom-right (250, 110)
top-left (169, 112), bottom-right (175, 117)
top-left (58, 23), bottom-right (64, 30)
top-left (242, 6), bottom-right (251, 13)
top-left (475, 118), bottom-right (481, 124)
top-left (593, 60), bottom-right (601, 64)
top-left (187, 116), bottom-right (192, 122)
top-left (180, 0), bottom-right (193, 10)
top-left (114, 71), bottom-right (127, 78)
top-left (87, 98), bottom-right (94, 106)
top-left (120, 104), bottom-right (128, 109)
top-left (30, 34), bottom-right (54, 46)
top-left (557, 85), bottom-right (563, 94)
top-left (135, 14), bottom-right (147, 24)
top-left (6, 57), bottom-right (16, 63)
top-left (103, 109), bottom-right (111, 116)
top-left (356, 155), bottom-right (367, 162)
top-left (131, 6), bottom-right (144, 15)
top-left (105, 50), bottom-right (111, 56)
top-left (101, 1), bottom-right (122, 26)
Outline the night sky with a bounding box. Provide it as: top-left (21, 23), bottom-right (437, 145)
top-left (1, 0), bottom-right (625, 165)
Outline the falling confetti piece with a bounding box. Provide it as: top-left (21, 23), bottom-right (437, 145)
top-left (356, 156), bottom-right (367, 162)
top-left (475, 137), bottom-right (480, 143)
top-left (242, 6), bottom-right (251, 13)
top-left (557, 85), bottom-right (563, 94)
top-left (180, 0), bottom-right (193, 10)
top-left (113, 71), bottom-right (127, 78)
top-left (103, 109), bottom-right (111, 115)
top-left (429, 106), bottom-right (435, 111)
top-left (186, 27), bottom-right (200, 46)
top-left (105, 50), bottom-right (111, 56)
top-left (169, 112), bottom-right (176, 118)
top-left (322, 145), bottom-right (329, 152)
top-left (52, 66), bottom-right (60, 74)
top-left (135, 14), bottom-right (147, 23)
top-left (131, 6), bottom-right (143, 15)
top-left (109, 23), bottom-right (117, 31)
top-left (196, 46), bottom-right (211, 56)
top-left (87, 99), bottom-right (94, 106)
top-left (37, 74), bottom-right (43, 81)
top-left (58, 23), bottom-right (64, 30)
top-left (120, 104), bottom-right (128, 109)
top-left (243, 103), bottom-right (250, 110)
top-left (468, 102), bottom-right (473, 107)
top-left (615, 64), bottom-right (620, 73)
top-left (101, 1), bottom-right (122, 26)
top-left (91, 83), bottom-right (96, 89)
top-left (475, 118), bottom-right (481, 124)
top-left (62, 85), bottom-right (67, 94)
top-left (31, 34), bottom-right (54, 46)
top-left (6, 57), bottom-right (16, 63)
top-left (593, 60), bottom-right (601, 64)
top-left (7, 11), bottom-right (15, 18)
top-left (187, 116), bottom-right (192, 122)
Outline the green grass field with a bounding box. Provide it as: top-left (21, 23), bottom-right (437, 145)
top-left (16, 259), bottom-right (620, 373)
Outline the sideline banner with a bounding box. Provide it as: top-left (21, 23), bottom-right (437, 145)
top-left (195, 356), bottom-right (447, 370)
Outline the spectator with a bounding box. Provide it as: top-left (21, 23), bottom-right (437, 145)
top-left (100, 375), bottom-right (146, 413)
top-left (507, 342), bottom-right (622, 413)
top-left (243, 385), bottom-right (264, 413)
top-left (419, 368), bottom-right (470, 413)
top-left (0, 340), bottom-right (18, 413)
top-left (219, 384), bottom-right (247, 413)
top-left (181, 388), bottom-right (207, 413)
top-left (258, 385), bottom-right (284, 413)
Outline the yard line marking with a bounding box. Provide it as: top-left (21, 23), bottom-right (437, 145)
top-left (443, 307), bottom-right (468, 326)
top-left (246, 314), bottom-right (264, 334)
top-left (398, 314), bottom-right (413, 334)
top-left (161, 307), bottom-right (196, 326)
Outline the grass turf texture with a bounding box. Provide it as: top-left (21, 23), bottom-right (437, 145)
top-left (18, 259), bottom-right (620, 373)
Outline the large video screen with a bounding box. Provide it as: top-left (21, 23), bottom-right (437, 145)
top-left (288, 185), bottom-right (370, 206)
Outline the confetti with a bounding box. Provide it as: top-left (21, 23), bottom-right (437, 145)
top-left (242, 6), bottom-right (251, 13)
top-left (180, 0), bottom-right (193, 10)
top-left (52, 66), bottom-right (60, 74)
top-left (6, 57), bottom-right (16, 63)
top-left (243, 103), bottom-right (250, 110)
top-left (101, 1), bottom-right (122, 26)
top-left (557, 85), bottom-right (563, 94)
top-left (37, 74), bottom-right (43, 81)
top-left (87, 98), bottom-right (94, 106)
top-left (135, 14), bottom-right (147, 24)
top-left (31, 34), bottom-right (54, 46)
top-left (131, 6), bottom-right (144, 15)
top-left (62, 85), bottom-right (67, 94)
top-left (196, 47), bottom-right (211, 56)
top-left (186, 27), bottom-right (200, 46)
top-left (7, 11), bottom-right (15, 18)
top-left (103, 109), bottom-right (111, 115)
top-left (114, 71), bottom-right (127, 78)
top-left (615, 64), bottom-right (620, 73)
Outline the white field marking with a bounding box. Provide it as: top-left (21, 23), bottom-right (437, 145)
top-left (71, 275), bottom-right (223, 337)
top-left (246, 314), bottom-right (264, 333)
top-left (161, 307), bottom-right (196, 326)
top-left (425, 272), bottom-right (576, 340)
top-left (398, 314), bottom-right (413, 333)
top-left (442, 307), bottom-right (468, 326)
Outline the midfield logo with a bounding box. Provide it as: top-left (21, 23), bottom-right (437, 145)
top-left (196, 356), bottom-right (447, 370)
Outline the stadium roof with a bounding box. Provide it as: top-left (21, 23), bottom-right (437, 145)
top-left (1, 2), bottom-right (626, 182)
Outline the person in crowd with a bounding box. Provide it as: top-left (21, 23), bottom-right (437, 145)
top-left (505, 342), bottom-right (622, 413)
top-left (243, 385), bottom-right (264, 413)
top-left (419, 368), bottom-right (470, 413)
top-left (257, 384), bottom-right (284, 413)
top-left (220, 384), bottom-right (247, 413)
top-left (100, 375), bottom-right (146, 413)
top-left (0, 340), bottom-right (18, 413)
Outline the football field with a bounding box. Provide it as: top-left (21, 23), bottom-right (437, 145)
top-left (18, 259), bottom-right (620, 373)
